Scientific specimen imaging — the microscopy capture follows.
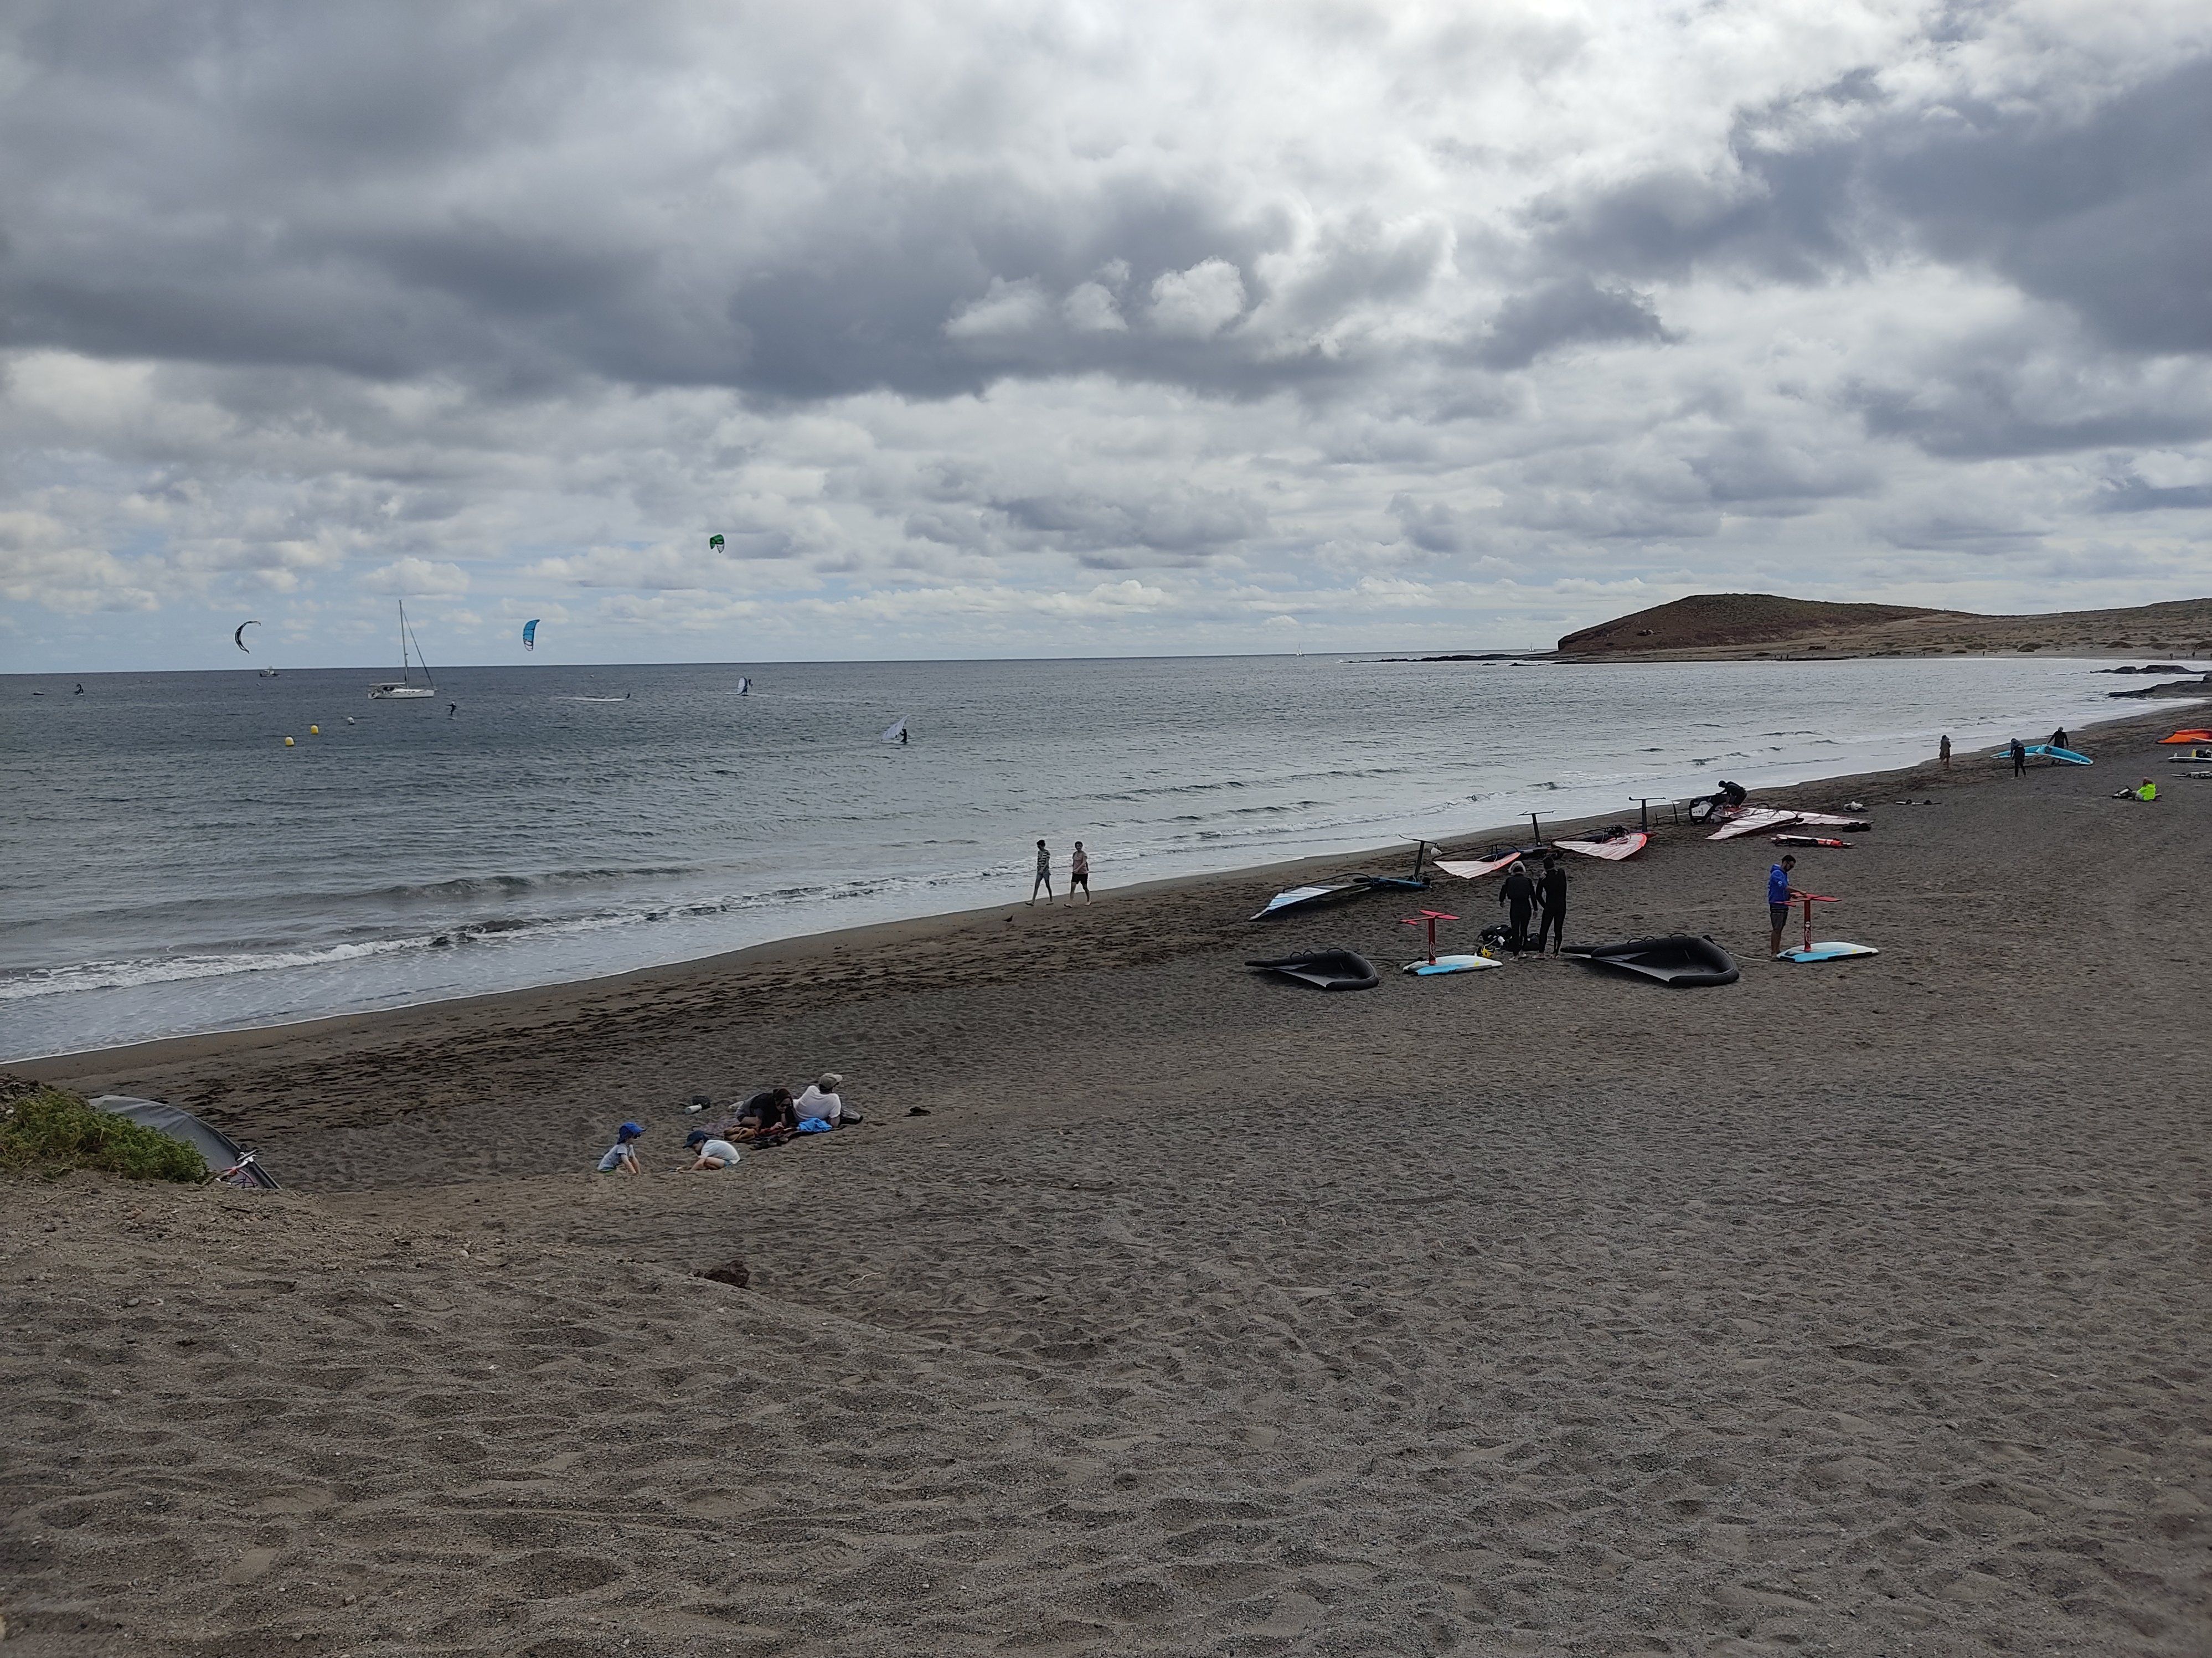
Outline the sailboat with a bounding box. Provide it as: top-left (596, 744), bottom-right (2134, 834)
top-left (368, 602), bottom-right (437, 699)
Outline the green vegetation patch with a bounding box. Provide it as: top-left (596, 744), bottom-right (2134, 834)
top-left (0, 1082), bottom-right (207, 1182)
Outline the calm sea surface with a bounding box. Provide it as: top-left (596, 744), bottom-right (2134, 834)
top-left (2, 654), bottom-right (2156, 1057)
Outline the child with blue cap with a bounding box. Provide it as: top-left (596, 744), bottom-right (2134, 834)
top-left (597, 1121), bottom-right (645, 1175)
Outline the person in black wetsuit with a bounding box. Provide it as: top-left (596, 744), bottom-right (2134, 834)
top-left (2050, 726), bottom-right (2069, 751)
top-left (1498, 861), bottom-right (1536, 954)
top-left (2010, 737), bottom-right (2027, 777)
top-left (1535, 854), bottom-right (1569, 955)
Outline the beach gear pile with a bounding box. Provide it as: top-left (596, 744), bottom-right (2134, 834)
top-left (595, 1070), bottom-right (858, 1172)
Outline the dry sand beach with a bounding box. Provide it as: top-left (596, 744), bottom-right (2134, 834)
top-left (6, 714), bottom-right (2209, 1656)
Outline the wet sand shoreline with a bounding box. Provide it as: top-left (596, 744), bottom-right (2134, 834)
top-left (21, 705), bottom-right (2191, 1088)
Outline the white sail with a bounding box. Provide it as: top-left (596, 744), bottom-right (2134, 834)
top-left (880, 717), bottom-right (907, 743)
top-left (368, 601), bottom-right (437, 699)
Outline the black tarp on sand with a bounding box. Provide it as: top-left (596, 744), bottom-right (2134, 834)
top-left (92, 1096), bottom-right (279, 1188)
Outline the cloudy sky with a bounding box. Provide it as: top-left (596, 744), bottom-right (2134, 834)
top-left (3, 1), bottom-right (2208, 671)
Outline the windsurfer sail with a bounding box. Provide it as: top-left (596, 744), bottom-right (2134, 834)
top-left (736, 675), bottom-right (751, 695)
top-left (881, 717), bottom-right (908, 744)
top-left (522, 618), bottom-right (539, 651)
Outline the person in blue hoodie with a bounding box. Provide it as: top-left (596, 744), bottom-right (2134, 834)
top-left (1767, 855), bottom-right (1806, 958)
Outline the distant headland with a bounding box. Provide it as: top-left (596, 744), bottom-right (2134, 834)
top-left (1554, 593), bottom-right (2212, 663)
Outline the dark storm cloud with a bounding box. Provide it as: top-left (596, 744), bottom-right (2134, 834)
top-left (1846, 356), bottom-right (2212, 461)
top-left (1470, 277), bottom-right (1671, 370)
top-left (2093, 478), bottom-right (2212, 515)
top-left (993, 485), bottom-right (1268, 563)
top-left (1532, 52), bottom-right (2212, 363)
top-left (1869, 58), bottom-right (2212, 357)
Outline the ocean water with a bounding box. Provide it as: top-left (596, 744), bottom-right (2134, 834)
top-left (1, 654), bottom-right (2157, 1058)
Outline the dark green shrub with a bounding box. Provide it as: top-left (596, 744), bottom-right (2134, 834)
top-left (0, 1086), bottom-right (207, 1182)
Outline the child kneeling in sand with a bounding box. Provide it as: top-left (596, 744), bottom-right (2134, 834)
top-left (596, 1120), bottom-right (645, 1175)
top-left (684, 1129), bottom-right (741, 1170)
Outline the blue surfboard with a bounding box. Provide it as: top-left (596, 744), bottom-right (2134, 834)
top-left (1778, 942), bottom-right (1879, 963)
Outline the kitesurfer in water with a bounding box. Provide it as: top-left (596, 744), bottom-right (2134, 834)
top-left (1767, 854), bottom-right (1807, 958)
top-left (447, 703), bottom-right (458, 718)
top-left (1535, 854), bottom-right (1569, 955)
top-left (1497, 861), bottom-right (1536, 954)
top-left (74, 683), bottom-right (84, 695)
top-left (1029, 839), bottom-right (1055, 906)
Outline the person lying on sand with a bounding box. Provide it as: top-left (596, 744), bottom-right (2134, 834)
top-left (734, 1087), bottom-right (797, 1144)
top-left (684, 1129), bottom-right (742, 1170)
top-left (596, 1120), bottom-right (645, 1175)
top-left (793, 1072), bottom-right (845, 1129)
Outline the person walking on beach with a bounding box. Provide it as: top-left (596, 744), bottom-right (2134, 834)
top-left (2009, 737), bottom-right (2027, 777)
top-left (1939, 734), bottom-right (1951, 769)
top-left (2051, 725), bottom-right (2069, 751)
top-left (1535, 854), bottom-right (1569, 955)
top-left (1070, 840), bottom-right (1091, 903)
top-left (1767, 854), bottom-right (1807, 958)
top-left (1498, 861), bottom-right (1536, 954)
top-left (1029, 838), bottom-right (1055, 905)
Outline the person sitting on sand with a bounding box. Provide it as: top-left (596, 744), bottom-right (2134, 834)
top-left (2136, 777), bottom-right (2158, 802)
top-left (597, 1120), bottom-right (646, 1175)
top-left (684, 1129), bottom-right (742, 1170)
top-left (793, 1072), bottom-right (844, 1129)
top-left (1767, 854), bottom-right (1807, 958)
top-left (734, 1087), bottom-right (797, 1142)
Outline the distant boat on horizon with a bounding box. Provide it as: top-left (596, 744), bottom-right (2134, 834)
top-left (368, 602), bottom-right (437, 699)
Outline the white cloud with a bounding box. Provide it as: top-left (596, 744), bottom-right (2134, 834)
top-left (1147, 260), bottom-right (1247, 339)
top-left (362, 557), bottom-right (471, 596)
top-left (945, 278), bottom-right (1052, 340)
top-left (1062, 282), bottom-right (1128, 333)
